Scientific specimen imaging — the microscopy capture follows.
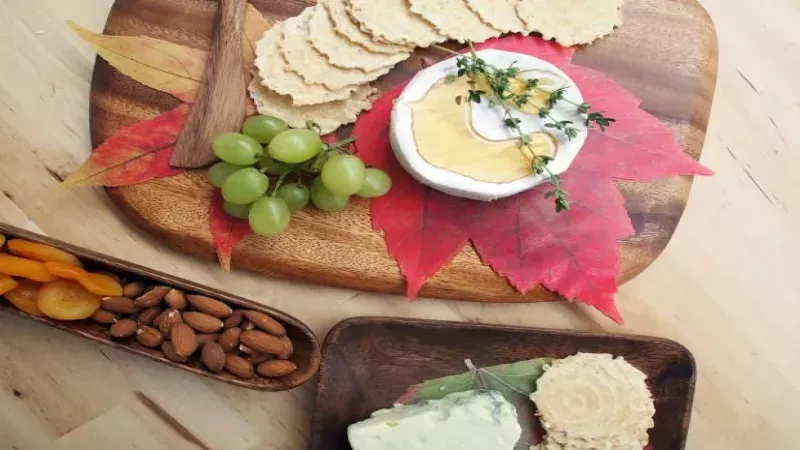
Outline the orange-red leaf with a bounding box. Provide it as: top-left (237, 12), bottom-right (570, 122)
top-left (61, 104), bottom-right (190, 188)
top-left (354, 36), bottom-right (713, 322)
top-left (209, 192), bottom-right (251, 272)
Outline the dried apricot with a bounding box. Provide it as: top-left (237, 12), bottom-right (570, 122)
top-left (43, 262), bottom-right (122, 297)
top-left (37, 279), bottom-right (100, 320)
top-left (4, 279), bottom-right (44, 316)
top-left (0, 253), bottom-right (57, 282)
top-left (0, 275), bottom-right (18, 296)
top-left (8, 239), bottom-right (82, 266)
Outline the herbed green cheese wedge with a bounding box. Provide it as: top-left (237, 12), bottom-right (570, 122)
top-left (348, 390), bottom-right (521, 450)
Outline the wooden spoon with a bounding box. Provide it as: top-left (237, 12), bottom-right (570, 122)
top-left (170, 0), bottom-right (246, 168)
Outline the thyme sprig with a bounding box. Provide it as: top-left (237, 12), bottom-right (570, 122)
top-left (436, 44), bottom-right (615, 212)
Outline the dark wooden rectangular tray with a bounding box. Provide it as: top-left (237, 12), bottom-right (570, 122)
top-left (309, 317), bottom-right (696, 449)
top-left (0, 222), bottom-right (320, 391)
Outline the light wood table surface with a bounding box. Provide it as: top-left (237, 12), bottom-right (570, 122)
top-left (0, 1), bottom-right (797, 449)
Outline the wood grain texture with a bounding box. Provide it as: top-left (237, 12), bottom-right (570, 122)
top-left (91, 0), bottom-right (717, 302)
top-left (309, 317), bottom-right (696, 450)
top-left (0, 223), bottom-right (321, 391)
top-left (171, 0), bottom-right (247, 167)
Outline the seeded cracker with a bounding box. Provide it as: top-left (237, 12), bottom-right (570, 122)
top-left (532, 353), bottom-right (655, 450)
top-left (248, 76), bottom-right (376, 135)
top-left (516, 0), bottom-right (624, 47)
top-left (324, 0), bottom-right (412, 55)
top-left (347, 0), bottom-right (445, 47)
top-left (255, 25), bottom-right (356, 106)
top-left (280, 8), bottom-right (392, 91)
top-left (309, 5), bottom-right (410, 72)
top-left (465, 0), bottom-right (527, 34)
top-left (409, 0), bottom-right (501, 43)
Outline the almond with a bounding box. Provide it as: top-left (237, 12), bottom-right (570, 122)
top-left (101, 296), bottom-right (137, 314)
top-left (158, 309), bottom-right (183, 337)
top-left (223, 310), bottom-right (244, 329)
top-left (186, 295), bottom-right (232, 318)
top-left (164, 289), bottom-right (187, 309)
top-left (196, 333), bottom-right (220, 345)
top-left (240, 330), bottom-right (285, 355)
top-left (122, 281), bottom-right (145, 299)
top-left (224, 355), bottom-right (254, 379)
top-left (183, 311), bottom-right (224, 333)
top-left (134, 286), bottom-right (170, 308)
top-left (171, 323), bottom-right (198, 357)
top-left (241, 319), bottom-right (255, 331)
top-left (91, 309), bottom-right (118, 325)
top-left (136, 306), bottom-right (163, 327)
top-left (277, 336), bottom-right (294, 360)
top-left (135, 326), bottom-right (163, 348)
top-left (256, 360), bottom-right (297, 377)
top-left (109, 319), bottom-right (137, 338)
top-left (218, 327), bottom-right (241, 352)
top-left (238, 344), bottom-right (254, 355)
top-left (202, 342), bottom-right (226, 373)
top-left (242, 310), bottom-right (286, 336)
top-left (161, 341), bottom-right (188, 363)
top-left (248, 353), bottom-right (275, 365)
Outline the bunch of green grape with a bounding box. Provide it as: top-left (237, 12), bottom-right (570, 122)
top-left (208, 115), bottom-right (392, 237)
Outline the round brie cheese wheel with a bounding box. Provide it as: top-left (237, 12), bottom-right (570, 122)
top-left (390, 49), bottom-right (587, 201)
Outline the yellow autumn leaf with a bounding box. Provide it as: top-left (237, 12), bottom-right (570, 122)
top-left (68, 3), bottom-right (270, 107)
top-left (67, 21), bottom-right (207, 103)
top-left (243, 3), bottom-right (270, 69)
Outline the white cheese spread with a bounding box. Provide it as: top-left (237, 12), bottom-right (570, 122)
top-left (390, 49), bottom-right (587, 201)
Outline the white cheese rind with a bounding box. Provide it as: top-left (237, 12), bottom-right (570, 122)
top-left (348, 390), bottom-right (521, 450)
top-left (390, 49), bottom-right (587, 201)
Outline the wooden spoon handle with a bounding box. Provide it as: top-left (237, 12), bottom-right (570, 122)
top-left (170, 0), bottom-right (247, 169)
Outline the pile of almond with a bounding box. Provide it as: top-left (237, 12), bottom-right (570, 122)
top-left (95, 282), bottom-right (297, 379)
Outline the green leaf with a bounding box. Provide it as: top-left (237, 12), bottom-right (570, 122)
top-left (444, 74), bottom-right (457, 84)
top-left (397, 358), bottom-right (553, 448)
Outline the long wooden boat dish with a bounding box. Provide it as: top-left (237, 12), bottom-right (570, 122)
top-left (0, 222), bottom-right (321, 391)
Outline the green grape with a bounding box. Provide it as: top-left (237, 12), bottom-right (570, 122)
top-left (357, 168), bottom-right (392, 198)
top-left (221, 168), bottom-right (269, 205)
top-left (213, 132), bottom-right (263, 165)
top-left (258, 154), bottom-right (292, 175)
top-left (249, 196), bottom-right (290, 236)
top-left (241, 115), bottom-right (288, 144)
top-left (268, 129), bottom-right (322, 163)
top-left (223, 201), bottom-right (251, 219)
top-left (305, 151), bottom-right (331, 173)
top-left (321, 154), bottom-right (366, 196)
top-left (310, 177), bottom-right (349, 212)
top-left (208, 162), bottom-right (247, 188)
top-left (276, 183), bottom-right (310, 211)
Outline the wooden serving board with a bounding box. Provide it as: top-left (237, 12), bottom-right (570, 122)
top-left (310, 317), bottom-right (696, 449)
top-left (92, 0), bottom-right (718, 303)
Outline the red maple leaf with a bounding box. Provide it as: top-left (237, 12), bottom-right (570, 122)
top-left (353, 36), bottom-right (712, 322)
top-left (209, 192), bottom-right (252, 272)
top-left (61, 104), bottom-right (189, 188)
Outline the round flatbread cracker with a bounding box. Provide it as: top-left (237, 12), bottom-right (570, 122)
top-left (466, 0), bottom-right (527, 34)
top-left (248, 76), bottom-right (377, 135)
top-left (255, 25), bottom-right (356, 106)
top-left (309, 5), bottom-right (410, 72)
top-left (516, 0), bottom-right (624, 46)
top-left (324, 0), bottom-right (411, 54)
top-left (347, 0), bottom-right (445, 47)
top-left (280, 8), bottom-right (393, 91)
top-left (409, 0), bottom-right (501, 43)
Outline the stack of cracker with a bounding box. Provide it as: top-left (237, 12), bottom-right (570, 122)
top-left (249, 0), bottom-right (624, 134)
